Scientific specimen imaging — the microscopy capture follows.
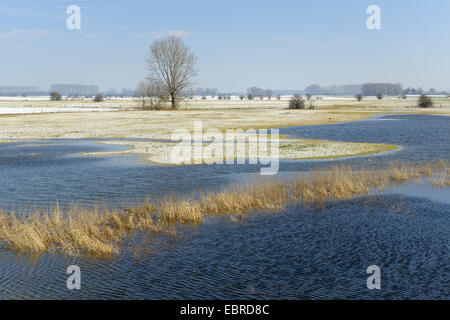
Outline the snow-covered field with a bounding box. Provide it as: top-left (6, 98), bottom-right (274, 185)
top-left (0, 106), bottom-right (116, 114)
top-left (0, 96), bottom-right (136, 101)
top-left (0, 95), bottom-right (449, 114)
top-left (0, 96), bottom-right (52, 101)
top-left (0, 96), bottom-right (129, 114)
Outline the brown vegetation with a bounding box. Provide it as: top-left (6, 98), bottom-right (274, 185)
top-left (0, 161), bottom-right (448, 257)
top-left (418, 94), bottom-right (433, 108)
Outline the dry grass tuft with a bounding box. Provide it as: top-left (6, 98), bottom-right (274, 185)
top-left (431, 163), bottom-right (450, 187)
top-left (201, 180), bottom-right (288, 216)
top-left (0, 160), bottom-right (448, 257)
top-left (0, 203), bottom-right (160, 257)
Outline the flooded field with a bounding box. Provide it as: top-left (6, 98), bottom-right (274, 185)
top-left (0, 114), bottom-right (448, 299)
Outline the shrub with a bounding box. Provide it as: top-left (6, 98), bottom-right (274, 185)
top-left (276, 95), bottom-right (281, 100)
top-left (247, 93), bottom-right (254, 100)
top-left (50, 92), bottom-right (62, 101)
top-left (93, 94), bottom-right (104, 102)
top-left (306, 94), bottom-right (312, 100)
top-left (417, 95), bottom-right (433, 108)
top-left (240, 95), bottom-right (245, 100)
top-left (376, 94), bottom-right (383, 100)
top-left (355, 94), bottom-right (363, 101)
top-left (288, 94), bottom-right (306, 109)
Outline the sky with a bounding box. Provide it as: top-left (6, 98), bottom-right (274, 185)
top-left (0, 0), bottom-right (449, 92)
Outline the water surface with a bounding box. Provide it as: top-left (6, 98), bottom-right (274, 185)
top-left (0, 114), bottom-right (448, 299)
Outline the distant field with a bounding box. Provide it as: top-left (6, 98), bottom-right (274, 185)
top-left (0, 96), bottom-right (449, 138)
top-left (0, 96), bottom-right (448, 163)
top-left (0, 95), bottom-right (449, 113)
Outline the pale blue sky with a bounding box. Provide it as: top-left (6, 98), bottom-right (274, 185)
top-left (1, 0), bottom-right (449, 92)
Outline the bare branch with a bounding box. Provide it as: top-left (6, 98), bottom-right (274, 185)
top-left (146, 36), bottom-right (198, 109)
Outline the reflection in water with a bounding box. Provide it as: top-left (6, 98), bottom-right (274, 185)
top-left (0, 115), bottom-right (449, 299)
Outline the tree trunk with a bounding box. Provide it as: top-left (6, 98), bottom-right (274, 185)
top-left (171, 93), bottom-right (176, 109)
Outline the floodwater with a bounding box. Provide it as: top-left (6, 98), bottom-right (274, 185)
top-left (0, 114), bottom-right (448, 299)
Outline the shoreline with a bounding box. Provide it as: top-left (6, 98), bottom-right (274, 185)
top-left (78, 137), bottom-right (399, 165)
top-left (2, 102), bottom-right (448, 162)
top-left (0, 160), bottom-right (447, 257)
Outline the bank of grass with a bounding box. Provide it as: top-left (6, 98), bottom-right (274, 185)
top-left (279, 140), bottom-right (398, 160)
top-left (79, 138), bottom-right (398, 165)
top-left (0, 160), bottom-right (448, 258)
top-left (432, 168), bottom-right (450, 187)
top-left (1, 99), bottom-right (450, 142)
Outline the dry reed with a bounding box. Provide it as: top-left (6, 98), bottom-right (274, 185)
top-left (0, 160), bottom-right (448, 257)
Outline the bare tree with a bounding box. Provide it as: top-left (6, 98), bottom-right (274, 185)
top-left (50, 91), bottom-right (62, 101)
top-left (418, 94), bottom-right (433, 108)
top-left (135, 80), bottom-right (168, 110)
top-left (146, 36), bottom-right (198, 109)
top-left (135, 81), bottom-right (149, 108)
top-left (93, 93), bottom-right (104, 102)
top-left (289, 94), bottom-right (305, 109)
top-left (149, 83), bottom-right (169, 110)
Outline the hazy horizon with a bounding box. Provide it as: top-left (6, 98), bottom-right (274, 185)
top-left (1, 0), bottom-right (449, 92)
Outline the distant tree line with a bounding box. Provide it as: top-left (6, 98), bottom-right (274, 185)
top-left (303, 83), bottom-right (449, 97)
top-left (246, 87), bottom-right (274, 99)
top-left (50, 84), bottom-right (99, 97)
top-left (403, 87), bottom-right (424, 95)
top-left (0, 86), bottom-right (43, 96)
top-left (305, 84), bottom-right (362, 95)
top-left (195, 87), bottom-right (218, 96)
top-left (360, 83), bottom-right (403, 96)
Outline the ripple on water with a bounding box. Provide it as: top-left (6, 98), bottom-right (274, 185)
top-left (1, 195), bottom-right (448, 299)
top-left (0, 115), bottom-right (449, 299)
